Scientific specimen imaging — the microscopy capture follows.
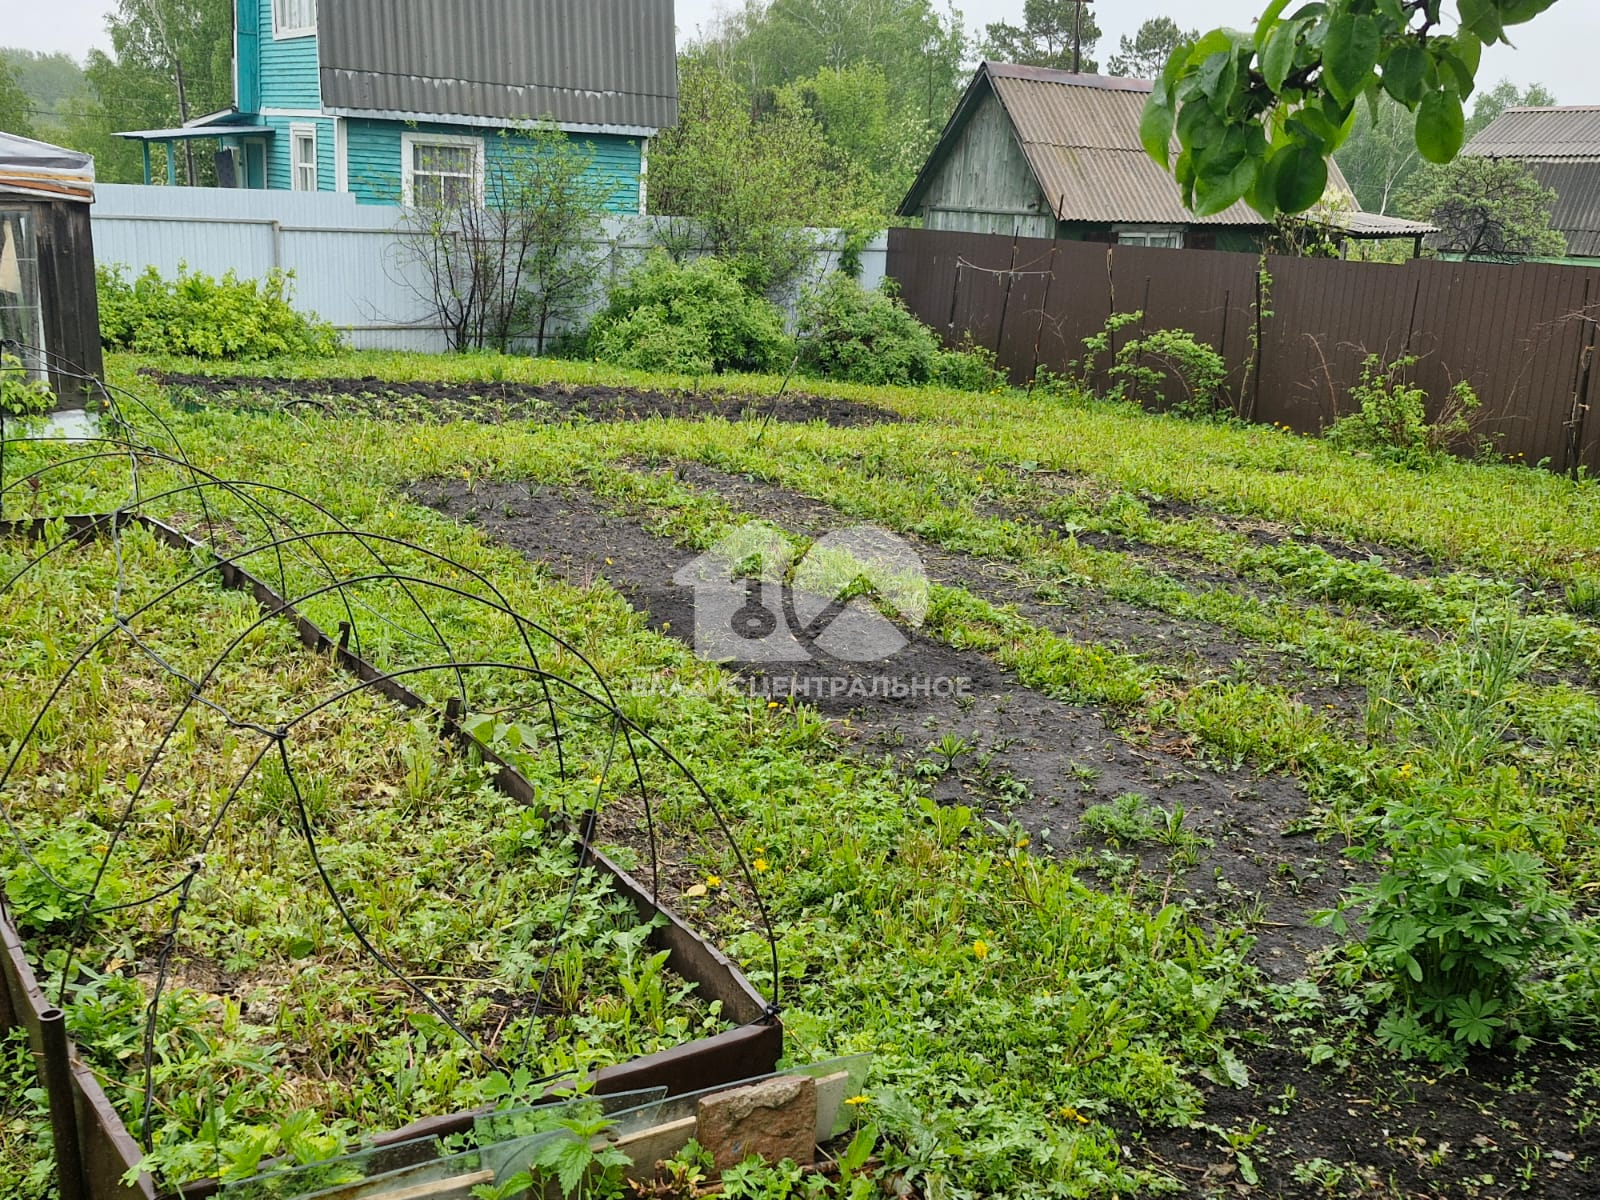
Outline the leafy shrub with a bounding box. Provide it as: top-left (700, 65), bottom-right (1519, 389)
top-left (795, 272), bottom-right (939, 386)
top-left (1065, 310), bottom-right (1230, 418)
top-left (932, 334), bottom-right (1009, 393)
top-left (1325, 354), bottom-right (1481, 468)
top-left (1112, 326), bottom-right (1229, 420)
top-left (0, 353), bottom-right (54, 417)
top-left (97, 264), bottom-right (342, 359)
top-left (587, 253), bottom-right (790, 375)
top-left (1319, 797), bottom-right (1590, 1059)
top-left (795, 273), bottom-right (1005, 391)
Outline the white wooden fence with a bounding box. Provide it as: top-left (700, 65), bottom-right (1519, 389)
top-left (91, 184), bottom-right (889, 352)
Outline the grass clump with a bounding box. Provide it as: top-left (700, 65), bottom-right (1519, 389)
top-left (97, 265), bottom-right (343, 360)
top-left (0, 1028), bottom-right (53, 1200)
top-left (587, 253), bottom-right (791, 375)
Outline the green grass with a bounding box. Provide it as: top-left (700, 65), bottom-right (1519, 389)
top-left (5, 350), bottom-right (1599, 1197)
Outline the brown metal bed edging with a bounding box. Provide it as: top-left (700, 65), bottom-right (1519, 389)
top-left (0, 513), bottom-right (781, 1200)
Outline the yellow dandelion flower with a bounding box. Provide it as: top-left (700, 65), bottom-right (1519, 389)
top-left (705, 875), bottom-right (722, 889)
top-left (844, 1094), bottom-right (870, 1107)
top-left (754, 857), bottom-right (770, 872)
top-left (972, 939), bottom-right (990, 960)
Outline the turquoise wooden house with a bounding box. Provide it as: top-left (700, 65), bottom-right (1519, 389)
top-left (117, 0), bottom-right (678, 211)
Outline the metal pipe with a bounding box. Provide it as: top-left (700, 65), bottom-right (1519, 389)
top-left (39, 1007), bottom-right (87, 1200)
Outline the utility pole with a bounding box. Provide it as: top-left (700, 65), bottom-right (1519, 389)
top-left (1072, 1), bottom-right (1092, 74)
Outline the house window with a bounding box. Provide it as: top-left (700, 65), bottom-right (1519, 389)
top-left (291, 125), bottom-right (318, 191)
top-left (401, 133), bottom-right (485, 207)
top-left (273, 0), bottom-right (316, 37)
top-left (1116, 227), bottom-right (1184, 249)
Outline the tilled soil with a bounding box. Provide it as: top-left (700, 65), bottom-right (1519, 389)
top-left (659, 460), bottom-right (1365, 717)
top-left (1127, 1040), bottom-right (1600, 1199)
top-left (407, 475), bottom-right (1347, 979)
top-left (406, 472), bottom-right (1599, 1200)
top-left (148, 370), bottom-right (899, 428)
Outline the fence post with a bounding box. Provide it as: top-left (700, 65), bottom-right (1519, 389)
top-left (1028, 241), bottom-right (1060, 387)
top-left (1564, 278), bottom-right (1596, 476)
top-left (40, 1007), bottom-right (88, 1200)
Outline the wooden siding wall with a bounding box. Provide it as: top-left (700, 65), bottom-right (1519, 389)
top-left (912, 91), bottom-right (1055, 240)
top-left (257, 3), bottom-right (320, 108)
top-left (256, 0), bottom-right (324, 191)
top-left (888, 227), bottom-right (1600, 475)
top-left (343, 120), bottom-right (644, 210)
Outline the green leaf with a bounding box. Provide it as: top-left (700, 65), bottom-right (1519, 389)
top-left (1381, 43), bottom-right (1429, 106)
top-left (1268, 141), bottom-right (1329, 213)
top-left (1322, 11), bottom-right (1381, 103)
top-left (1197, 48), bottom-right (1239, 107)
top-left (1434, 35), bottom-right (1481, 97)
top-left (1501, 0), bottom-right (1558, 22)
top-left (1254, 0), bottom-right (1295, 50)
top-left (1457, 0), bottom-right (1504, 43)
top-left (1238, 1152), bottom-right (1260, 1186)
top-left (1140, 87), bottom-right (1175, 167)
top-left (841, 1123), bottom-right (878, 1173)
top-left (1178, 99), bottom-right (1226, 152)
top-left (1416, 88), bottom-right (1465, 163)
top-left (1262, 18), bottom-right (1304, 92)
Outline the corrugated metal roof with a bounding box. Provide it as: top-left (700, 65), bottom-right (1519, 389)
top-left (1466, 107), bottom-right (1600, 160)
top-left (903, 62), bottom-right (1402, 233)
top-left (1523, 161), bottom-right (1600, 257)
top-left (989, 70), bottom-right (1264, 226)
top-left (318, 0), bottom-right (678, 133)
top-left (1321, 210), bottom-right (1437, 237)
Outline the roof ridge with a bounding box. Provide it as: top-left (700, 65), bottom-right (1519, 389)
top-left (984, 61), bottom-right (1153, 93)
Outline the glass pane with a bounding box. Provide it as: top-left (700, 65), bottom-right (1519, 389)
top-left (0, 209), bottom-right (46, 374)
top-left (414, 145), bottom-right (473, 175)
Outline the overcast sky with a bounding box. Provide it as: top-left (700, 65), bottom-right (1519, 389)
top-left (9, 1), bottom-right (1598, 107)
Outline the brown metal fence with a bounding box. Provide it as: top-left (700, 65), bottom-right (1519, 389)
top-left (887, 227), bottom-right (1600, 475)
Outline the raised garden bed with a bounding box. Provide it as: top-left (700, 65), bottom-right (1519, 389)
top-left (0, 512), bottom-right (781, 1199)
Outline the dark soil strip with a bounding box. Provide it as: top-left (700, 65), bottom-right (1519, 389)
top-left (147, 370), bottom-right (900, 429)
top-left (1127, 1040), bottom-right (1600, 1199)
top-left (1019, 468), bottom-right (1449, 580)
top-left (408, 477), bottom-right (1352, 980)
top-left (661, 461), bottom-right (1366, 719)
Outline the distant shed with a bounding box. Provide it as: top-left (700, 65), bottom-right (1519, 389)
top-left (0, 132), bottom-right (102, 409)
top-left (899, 63), bottom-right (1433, 254)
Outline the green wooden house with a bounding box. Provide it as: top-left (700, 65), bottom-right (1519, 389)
top-left (117, 0), bottom-right (678, 212)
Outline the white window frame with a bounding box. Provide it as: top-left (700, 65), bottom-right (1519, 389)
top-left (273, 0), bottom-right (317, 38)
top-left (290, 123), bottom-right (318, 192)
top-left (1115, 226), bottom-right (1184, 249)
top-left (333, 117), bottom-right (349, 192)
top-left (400, 132), bottom-right (486, 207)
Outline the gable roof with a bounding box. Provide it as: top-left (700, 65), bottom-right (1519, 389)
top-left (901, 62), bottom-right (1267, 227)
top-left (1466, 106), bottom-right (1600, 161)
top-left (318, 0), bottom-right (678, 135)
top-left (900, 62), bottom-right (1432, 239)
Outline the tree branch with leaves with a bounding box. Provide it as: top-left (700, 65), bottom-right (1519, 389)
top-left (1144, 0), bottom-right (1563, 220)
